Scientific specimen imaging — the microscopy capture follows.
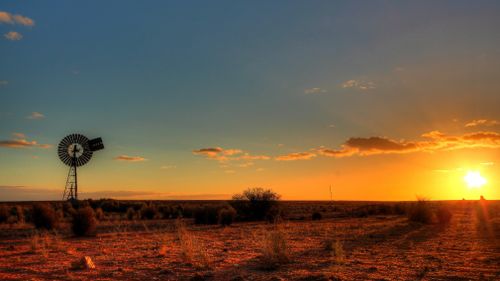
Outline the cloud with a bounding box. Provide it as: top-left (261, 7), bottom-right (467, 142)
top-left (465, 119), bottom-right (499, 128)
top-left (4, 31), bottom-right (22, 41)
top-left (0, 11), bottom-right (35, 26)
top-left (304, 87), bottom-right (327, 94)
top-left (318, 130), bottom-right (500, 158)
top-left (341, 79), bottom-right (376, 90)
top-left (0, 133), bottom-right (51, 149)
top-left (114, 155), bottom-right (147, 162)
top-left (193, 147), bottom-right (269, 162)
top-left (160, 165), bottom-right (176, 169)
top-left (275, 152), bottom-right (317, 161)
top-left (26, 112), bottom-right (44, 119)
top-left (0, 80), bottom-right (8, 86)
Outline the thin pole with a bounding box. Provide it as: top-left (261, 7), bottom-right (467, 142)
top-left (329, 185), bottom-right (333, 201)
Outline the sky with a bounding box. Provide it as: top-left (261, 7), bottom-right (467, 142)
top-left (1, 1), bottom-right (500, 201)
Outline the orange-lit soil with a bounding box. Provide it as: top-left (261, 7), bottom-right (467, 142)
top-left (1, 205), bottom-right (499, 281)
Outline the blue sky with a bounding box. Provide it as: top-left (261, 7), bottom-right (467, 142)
top-left (1, 1), bottom-right (500, 201)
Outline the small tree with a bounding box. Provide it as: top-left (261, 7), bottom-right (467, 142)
top-left (72, 207), bottom-right (97, 236)
top-left (218, 206), bottom-right (237, 226)
top-left (231, 188), bottom-right (281, 221)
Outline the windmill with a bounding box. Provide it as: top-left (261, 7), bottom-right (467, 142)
top-left (57, 133), bottom-right (104, 201)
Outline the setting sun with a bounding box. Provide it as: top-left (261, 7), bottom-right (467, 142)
top-left (464, 171), bottom-right (487, 188)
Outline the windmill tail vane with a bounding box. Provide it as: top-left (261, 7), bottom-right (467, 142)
top-left (58, 133), bottom-right (104, 201)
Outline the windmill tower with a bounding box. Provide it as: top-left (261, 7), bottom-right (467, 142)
top-left (57, 133), bottom-right (104, 201)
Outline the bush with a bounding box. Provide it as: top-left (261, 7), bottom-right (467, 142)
top-left (194, 205), bottom-right (219, 225)
top-left (126, 207), bottom-right (136, 220)
top-left (218, 207), bottom-right (237, 226)
top-left (72, 207), bottom-right (97, 236)
top-left (408, 199), bottom-right (433, 224)
top-left (435, 205), bottom-right (452, 225)
top-left (312, 211), bottom-right (322, 221)
top-left (140, 204), bottom-right (158, 220)
top-left (32, 203), bottom-right (59, 230)
top-left (95, 208), bottom-right (104, 220)
top-left (260, 226), bottom-right (289, 269)
top-left (13, 205), bottom-right (25, 223)
top-left (231, 187), bottom-right (281, 221)
top-left (0, 205), bottom-right (9, 223)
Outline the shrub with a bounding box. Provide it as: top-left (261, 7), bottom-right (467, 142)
top-left (158, 205), bottom-right (171, 219)
top-left (218, 207), bottom-right (237, 226)
top-left (32, 203), bottom-right (59, 230)
top-left (324, 239), bottom-right (345, 264)
top-left (259, 226), bottom-right (289, 269)
top-left (435, 205), bottom-right (452, 225)
top-left (312, 211), bottom-right (322, 221)
top-left (72, 207), bottom-right (97, 236)
top-left (408, 199), bottom-right (433, 224)
top-left (194, 205), bottom-right (219, 225)
top-left (266, 205), bottom-right (285, 223)
top-left (231, 187), bottom-right (281, 221)
top-left (95, 208), bottom-right (104, 220)
top-left (140, 204), bottom-right (158, 220)
top-left (126, 207), bottom-right (136, 220)
top-left (0, 205), bottom-right (9, 223)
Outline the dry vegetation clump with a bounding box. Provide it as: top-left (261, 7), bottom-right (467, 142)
top-left (312, 211), bottom-right (322, 220)
top-left (32, 203), bottom-right (59, 230)
top-left (231, 187), bottom-right (281, 221)
top-left (126, 207), bottom-right (136, 220)
top-left (408, 198), bottom-right (433, 224)
top-left (72, 207), bottom-right (97, 236)
top-left (140, 204), bottom-right (159, 220)
top-left (175, 219), bottom-right (211, 268)
top-left (435, 204), bottom-right (453, 225)
top-left (0, 205), bottom-right (9, 223)
top-left (259, 225), bottom-right (290, 270)
top-left (218, 206), bottom-right (237, 226)
top-left (325, 239), bottom-right (345, 264)
top-left (29, 231), bottom-right (61, 257)
top-left (193, 205), bottom-right (219, 225)
top-left (94, 207), bottom-right (104, 220)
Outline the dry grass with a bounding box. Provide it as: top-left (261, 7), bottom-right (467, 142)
top-left (259, 224), bottom-right (290, 269)
top-left (175, 219), bottom-right (211, 268)
top-left (29, 231), bottom-right (62, 257)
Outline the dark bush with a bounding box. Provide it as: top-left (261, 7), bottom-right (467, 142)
top-left (158, 205), bottom-right (171, 219)
top-left (95, 207), bottom-right (104, 220)
top-left (72, 207), bottom-right (97, 236)
top-left (32, 203), bottom-right (59, 230)
top-left (408, 199), bottom-right (433, 224)
top-left (312, 211), bottom-right (322, 221)
top-left (140, 204), bottom-right (158, 220)
top-left (231, 187), bottom-right (281, 221)
top-left (126, 207), bottom-right (136, 220)
top-left (218, 206), bottom-right (237, 226)
top-left (435, 205), bottom-right (452, 225)
top-left (194, 205), bottom-right (219, 225)
top-left (392, 203), bottom-right (407, 215)
top-left (0, 205), bottom-right (9, 223)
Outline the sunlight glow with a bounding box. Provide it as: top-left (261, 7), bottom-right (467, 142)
top-left (464, 171), bottom-right (487, 188)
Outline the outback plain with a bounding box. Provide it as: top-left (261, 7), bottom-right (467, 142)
top-left (0, 194), bottom-right (499, 281)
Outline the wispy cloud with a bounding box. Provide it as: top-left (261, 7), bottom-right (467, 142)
top-left (114, 155), bottom-right (147, 162)
top-left (160, 165), bottom-right (176, 169)
top-left (0, 11), bottom-right (35, 26)
top-left (465, 119), bottom-right (499, 128)
top-left (275, 152), bottom-right (316, 161)
top-left (304, 87), bottom-right (327, 94)
top-left (341, 79), bottom-right (376, 90)
top-left (4, 31), bottom-right (22, 41)
top-left (0, 133), bottom-right (51, 149)
top-left (193, 147), bottom-right (270, 162)
top-left (26, 112), bottom-right (44, 120)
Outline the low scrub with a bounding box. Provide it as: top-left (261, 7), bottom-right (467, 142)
top-left (72, 207), bottom-right (97, 236)
top-left (140, 204), bottom-right (159, 220)
top-left (312, 211), bottom-right (322, 221)
top-left (0, 205), bottom-right (9, 223)
top-left (259, 226), bottom-right (290, 270)
top-left (32, 203), bottom-right (59, 230)
top-left (218, 206), bottom-right (237, 226)
top-left (435, 205), bottom-right (453, 225)
top-left (408, 198), bottom-right (433, 224)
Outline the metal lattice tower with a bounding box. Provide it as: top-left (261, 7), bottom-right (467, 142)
top-left (58, 133), bottom-right (104, 201)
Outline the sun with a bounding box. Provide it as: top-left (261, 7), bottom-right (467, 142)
top-left (464, 171), bottom-right (487, 188)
